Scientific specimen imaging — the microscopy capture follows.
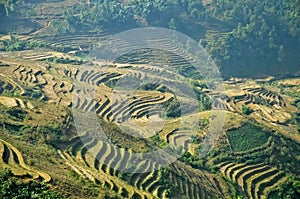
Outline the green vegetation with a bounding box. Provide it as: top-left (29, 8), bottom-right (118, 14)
top-left (158, 169), bottom-right (176, 197)
top-left (0, 0), bottom-right (20, 16)
top-left (191, 82), bottom-right (211, 111)
top-left (24, 85), bottom-right (44, 99)
top-left (206, 0), bottom-right (300, 77)
top-left (150, 134), bottom-right (166, 148)
top-left (1, 107), bottom-right (27, 122)
top-left (179, 151), bottom-right (203, 169)
top-left (1, 0), bottom-right (299, 77)
top-left (96, 118), bottom-right (150, 153)
top-left (241, 105), bottom-right (253, 115)
top-left (0, 33), bottom-right (44, 51)
top-left (55, 0), bottom-right (206, 33)
top-left (268, 177), bottom-right (300, 199)
top-left (0, 105), bottom-right (73, 144)
top-left (165, 98), bottom-right (181, 118)
top-left (0, 1), bottom-right (299, 199)
top-left (45, 56), bottom-right (82, 65)
top-left (227, 123), bottom-right (269, 152)
top-left (0, 168), bottom-right (64, 199)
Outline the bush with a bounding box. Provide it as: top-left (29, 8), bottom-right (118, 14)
top-left (241, 105), bottom-right (253, 115)
top-left (5, 107), bottom-right (27, 121)
top-left (165, 99), bottom-right (181, 118)
top-left (179, 151), bottom-right (201, 169)
top-left (0, 33), bottom-right (45, 52)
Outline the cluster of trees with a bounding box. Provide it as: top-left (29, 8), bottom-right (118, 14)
top-left (45, 56), bottom-right (83, 65)
top-left (268, 177), bottom-right (300, 198)
top-left (241, 105), bottom-right (253, 115)
top-left (49, 0), bottom-right (207, 33)
top-left (180, 151), bottom-right (199, 168)
top-left (0, 0), bottom-right (19, 16)
top-left (0, 33), bottom-right (44, 51)
top-left (3, 107), bottom-right (27, 122)
top-left (164, 98), bottom-right (181, 118)
top-left (190, 81), bottom-right (212, 111)
top-left (2, 0), bottom-right (299, 78)
top-left (129, 0), bottom-right (175, 26)
top-left (206, 0), bottom-right (300, 77)
top-left (0, 168), bottom-right (64, 199)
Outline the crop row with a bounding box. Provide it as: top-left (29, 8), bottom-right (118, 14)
top-left (219, 162), bottom-right (286, 199)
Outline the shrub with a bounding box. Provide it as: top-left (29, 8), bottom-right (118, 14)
top-left (164, 98), bottom-right (181, 118)
top-left (241, 105), bottom-right (253, 115)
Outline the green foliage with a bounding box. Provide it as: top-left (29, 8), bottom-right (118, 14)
top-left (0, 33), bottom-right (44, 51)
top-left (0, 168), bottom-right (64, 199)
top-left (191, 135), bottom-right (201, 144)
top-left (232, 195), bottom-right (244, 199)
top-left (60, 0), bottom-right (136, 31)
top-left (96, 118), bottom-right (150, 153)
top-left (150, 134), bottom-right (167, 148)
top-left (91, 0), bottom-right (136, 28)
top-left (150, 134), bottom-right (164, 146)
top-left (198, 118), bottom-right (209, 129)
top-left (207, 0), bottom-right (300, 77)
top-left (268, 177), bottom-right (300, 199)
top-left (179, 151), bottom-right (202, 169)
top-left (140, 83), bottom-right (158, 91)
top-left (0, 0), bottom-right (20, 16)
top-left (192, 85), bottom-right (211, 111)
top-left (49, 19), bottom-right (75, 34)
top-left (241, 105), bottom-right (253, 115)
top-left (5, 107), bottom-right (27, 121)
top-left (177, 65), bottom-right (202, 80)
top-left (199, 93), bottom-right (211, 111)
top-left (227, 123), bottom-right (269, 152)
top-left (24, 86), bottom-right (44, 99)
top-left (164, 98), bottom-right (181, 118)
top-left (35, 0), bottom-right (206, 32)
top-left (15, 123), bottom-right (62, 144)
top-left (158, 169), bottom-right (177, 197)
top-left (268, 135), bottom-right (300, 174)
top-left (45, 57), bottom-right (82, 65)
top-left (129, 0), bottom-right (176, 26)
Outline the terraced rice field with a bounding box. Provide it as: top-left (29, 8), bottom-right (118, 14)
top-left (220, 84), bottom-right (293, 124)
top-left (0, 53), bottom-right (231, 197)
top-left (58, 133), bottom-right (229, 198)
top-left (219, 162), bottom-right (286, 199)
top-left (0, 73), bottom-right (25, 95)
top-left (23, 32), bottom-right (109, 53)
top-left (0, 138), bottom-right (51, 182)
top-left (104, 31), bottom-right (293, 125)
top-left (1, 30), bottom-right (297, 198)
top-left (0, 1), bottom-right (299, 198)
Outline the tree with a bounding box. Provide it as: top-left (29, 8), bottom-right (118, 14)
top-left (241, 105), bottom-right (252, 115)
top-left (168, 18), bottom-right (176, 30)
top-left (0, 0), bottom-right (17, 16)
top-left (207, 0), bottom-right (300, 77)
top-left (165, 99), bottom-right (181, 118)
top-left (277, 45), bottom-right (285, 63)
